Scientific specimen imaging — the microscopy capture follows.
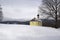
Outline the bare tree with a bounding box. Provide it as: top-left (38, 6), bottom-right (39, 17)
top-left (39, 0), bottom-right (60, 28)
top-left (0, 5), bottom-right (3, 21)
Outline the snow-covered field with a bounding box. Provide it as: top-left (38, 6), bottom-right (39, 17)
top-left (0, 24), bottom-right (60, 40)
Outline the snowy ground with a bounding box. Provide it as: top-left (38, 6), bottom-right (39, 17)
top-left (0, 24), bottom-right (60, 40)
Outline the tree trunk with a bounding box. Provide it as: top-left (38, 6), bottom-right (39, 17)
top-left (55, 11), bottom-right (57, 28)
top-left (55, 0), bottom-right (58, 28)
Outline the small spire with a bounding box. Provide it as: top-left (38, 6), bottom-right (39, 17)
top-left (37, 14), bottom-right (39, 19)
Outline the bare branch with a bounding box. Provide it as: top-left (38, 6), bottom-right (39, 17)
top-left (43, 0), bottom-right (55, 11)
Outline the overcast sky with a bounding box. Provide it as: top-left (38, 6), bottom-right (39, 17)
top-left (0, 0), bottom-right (42, 19)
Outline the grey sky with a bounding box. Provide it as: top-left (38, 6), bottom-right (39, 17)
top-left (0, 0), bottom-right (42, 19)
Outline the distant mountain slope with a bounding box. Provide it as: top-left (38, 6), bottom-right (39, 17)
top-left (2, 17), bottom-right (31, 22)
